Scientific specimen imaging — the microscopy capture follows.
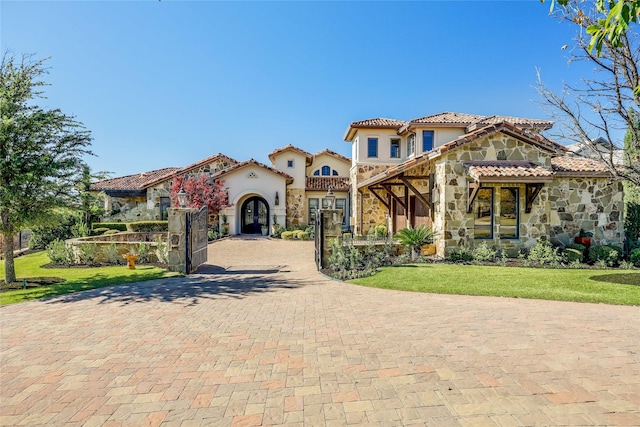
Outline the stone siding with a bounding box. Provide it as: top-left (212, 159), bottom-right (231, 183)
top-left (548, 178), bottom-right (624, 246)
top-left (286, 188), bottom-right (306, 227)
top-left (352, 164), bottom-right (396, 234)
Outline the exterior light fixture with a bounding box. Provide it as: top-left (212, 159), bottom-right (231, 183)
top-left (326, 187), bottom-right (335, 209)
top-left (275, 191), bottom-right (280, 206)
top-left (177, 186), bottom-right (188, 208)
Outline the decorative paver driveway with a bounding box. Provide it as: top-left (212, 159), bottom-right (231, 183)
top-left (1, 237), bottom-right (639, 426)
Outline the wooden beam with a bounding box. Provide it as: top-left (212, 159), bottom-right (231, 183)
top-left (467, 181), bottom-right (480, 213)
top-left (400, 176), bottom-right (431, 213)
top-left (369, 187), bottom-right (390, 210)
top-left (381, 184), bottom-right (406, 209)
top-left (525, 183), bottom-right (544, 213)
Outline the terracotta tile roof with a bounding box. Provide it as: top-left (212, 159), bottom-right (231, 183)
top-left (306, 177), bottom-right (350, 191)
top-left (90, 167), bottom-right (180, 191)
top-left (217, 159), bottom-right (294, 184)
top-left (409, 112), bottom-right (486, 126)
top-left (343, 118), bottom-right (407, 141)
top-left (268, 145), bottom-right (313, 164)
top-left (465, 161), bottom-right (554, 182)
top-left (551, 155), bottom-right (611, 176)
top-left (473, 115), bottom-right (554, 130)
top-left (141, 153), bottom-right (239, 189)
top-left (313, 149), bottom-right (350, 164)
top-left (399, 112), bottom-right (554, 133)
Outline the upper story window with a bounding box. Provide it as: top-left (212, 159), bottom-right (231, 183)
top-left (422, 130), bottom-right (434, 152)
top-left (287, 160), bottom-right (294, 168)
top-left (367, 138), bottom-right (378, 158)
top-left (313, 166), bottom-right (339, 176)
top-left (407, 134), bottom-right (415, 157)
top-left (390, 139), bottom-right (401, 158)
top-left (474, 188), bottom-right (494, 239)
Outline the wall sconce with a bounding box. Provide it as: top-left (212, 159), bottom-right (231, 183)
top-left (326, 187), bottom-right (335, 209)
top-left (275, 191), bottom-right (280, 206)
top-left (177, 185), bottom-right (188, 208)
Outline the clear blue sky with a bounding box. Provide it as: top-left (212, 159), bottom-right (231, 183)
top-left (2, 0), bottom-right (594, 178)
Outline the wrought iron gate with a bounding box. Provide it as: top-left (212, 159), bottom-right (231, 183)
top-left (314, 210), bottom-right (324, 270)
top-left (186, 206), bottom-right (208, 274)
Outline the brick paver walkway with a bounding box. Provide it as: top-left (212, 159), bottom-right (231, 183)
top-left (1, 237), bottom-right (639, 426)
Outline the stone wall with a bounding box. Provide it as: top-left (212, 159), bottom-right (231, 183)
top-left (351, 164), bottom-right (394, 234)
top-left (286, 188), bottom-right (306, 227)
top-left (548, 178), bottom-right (624, 246)
top-left (103, 195), bottom-right (153, 222)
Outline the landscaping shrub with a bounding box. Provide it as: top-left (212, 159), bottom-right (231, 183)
top-left (208, 229), bottom-right (221, 241)
top-left (448, 247), bottom-right (473, 263)
top-left (395, 226), bottom-right (435, 261)
top-left (281, 231), bottom-right (294, 240)
top-left (102, 243), bottom-right (123, 265)
top-left (588, 244), bottom-right (623, 266)
top-left (29, 211), bottom-right (80, 250)
top-left (71, 221), bottom-right (90, 238)
top-left (563, 248), bottom-right (584, 263)
top-left (566, 243), bottom-right (587, 255)
top-left (625, 202), bottom-right (640, 249)
top-left (92, 227), bottom-right (110, 236)
top-left (271, 225), bottom-right (284, 238)
top-left (77, 243), bottom-right (100, 265)
top-left (373, 225), bottom-right (387, 238)
top-left (471, 242), bottom-right (496, 263)
top-left (136, 243), bottom-right (152, 264)
top-left (304, 225), bottom-right (315, 240)
top-left (155, 237), bottom-right (169, 265)
top-left (46, 239), bottom-right (74, 265)
top-left (631, 248), bottom-right (640, 267)
top-left (297, 231), bottom-right (309, 240)
top-left (526, 240), bottom-right (562, 267)
top-left (127, 221), bottom-right (168, 232)
top-left (103, 229), bottom-right (120, 235)
top-left (92, 222), bottom-right (127, 232)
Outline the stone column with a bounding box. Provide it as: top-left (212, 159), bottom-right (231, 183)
top-left (167, 207), bottom-right (191, 274)
top-left (320, 209), bottom-right (344, 267)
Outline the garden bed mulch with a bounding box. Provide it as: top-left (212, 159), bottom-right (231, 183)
top-left (0, 277), bottom-right (66, 291)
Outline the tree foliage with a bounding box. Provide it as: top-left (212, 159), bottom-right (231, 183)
top-left (169, 174), bottom-right (231, 214)
top-left (538, 0), bottom-right (640, 188)
top-left (1, 52), bottom-right (92, 283)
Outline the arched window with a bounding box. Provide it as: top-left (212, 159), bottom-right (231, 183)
top-left (313, 170), bottom-right (320, 176)
top-left (322, 166), bottom-right (331, 176)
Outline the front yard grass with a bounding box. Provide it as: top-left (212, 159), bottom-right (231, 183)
top-left (0, 251), bottom-right (180, 306)
top-left (350, 264), bottom-right (640, 306)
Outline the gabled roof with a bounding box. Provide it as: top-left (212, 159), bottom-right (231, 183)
top-left (217, 159), bottom-right (294, 184)
top-left (313, 149), bottom-right (350, 164)
top-left (268, 145), bottom-right (313, 165)
top-left (141, 153), bottom-right (239, 189)
top-left (343, 118), bottom-right (407, 141)
top-left (306, 177), bottom-right (350, 192)
top-left (89, 167), bottom-right (180, 191)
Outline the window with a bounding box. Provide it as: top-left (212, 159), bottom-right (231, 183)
top-left (422, 130), bottom-right (434, 152)
top-left (160, 197), bottom-right (171, 220)
top-left (313, 170), bottom-right (319, 176)
top-left (390, 139), bottom-right (400, 158)
top-left (313, 167), bottom-right (338, 176)
top-left (368, 138), bottom-right (378, 158)
top-left (332, 170), bottom-right (338, 176)
top-left (474, 188), bottom-right (493, 239)
top-left (335, 198), bottom-right (346, 224)
top-left (321, 165), bottom-right (331, 176)
top-left (287, 160), bottom-right (294, 168)
top-left (407, 134), bottom-right (415, 157)
top-left (309, 198), bottom-right (319, 223)
top-left (500, 187), bottom-right (519, 239)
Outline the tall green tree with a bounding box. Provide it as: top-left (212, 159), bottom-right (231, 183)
top-left (623, 110), bottom-right (640, 207)
top-left (538, 0), bottom-right (640, 188)
top-left (1, 53), bottom-right (92, 283)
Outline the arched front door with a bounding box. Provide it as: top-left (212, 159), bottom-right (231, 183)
top-left (241, 196), bottom-right (269, 234)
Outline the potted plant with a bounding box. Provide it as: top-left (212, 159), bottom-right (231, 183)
top-left (271, 213), bottom-right (279, 235)
top-left (220, 213), bottom-right (229, 236)
top-left (261, 224), bottom-right (268, 236)
top-left (575, 228), bottom-right (592, 248)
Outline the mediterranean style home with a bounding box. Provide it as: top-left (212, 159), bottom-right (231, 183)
top-left (344, 112), bottom-right (624, 256)
top-left (90, 146), bottom-right (351, 235)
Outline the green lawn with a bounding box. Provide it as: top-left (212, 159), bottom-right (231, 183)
top-left (351, 264), bottom-right (640, 306)
top-left (0, 251), bottom-right (180, 305)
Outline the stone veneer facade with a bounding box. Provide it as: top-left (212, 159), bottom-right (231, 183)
top-left (286, 188), bottom-right (306, 227)
top-left (351, 164), bottom-right (392, 234)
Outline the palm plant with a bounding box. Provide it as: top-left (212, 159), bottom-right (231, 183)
top-left (395, 225), bottom-right (435, 261)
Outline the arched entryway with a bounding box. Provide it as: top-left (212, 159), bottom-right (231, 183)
top-left (240, 196), bottom-right (269, 234)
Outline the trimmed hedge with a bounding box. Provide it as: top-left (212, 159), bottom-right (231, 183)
top-left (103, 229), bottom-right (120, 235)
top-left (588, 244), bottom-right (623, 266)
top-left (563, 248), bottom-right (584, 263)
top-left (127, 221), bottom-right (168, 232)
top-left (630, 248), bottom-right (640, 267)
top-left (566, 243), bottom-right (586, 254)
top-left (92, 222), bottom-right (127, 232)
top-left (92, 227), bottom-right (110, 235)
